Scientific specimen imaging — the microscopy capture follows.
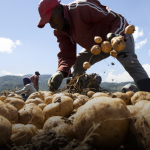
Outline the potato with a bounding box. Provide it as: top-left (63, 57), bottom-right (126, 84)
top-left (111, 36), bottom-right (126, 52)
top-left (0, 95), bottom-right (6, 102)
top-left (0, 101), bottom-right (11, 122)
top-left (5, 103), bottom-right (18, 123)
top-left (110, 50), bottom-right (117, 57)
top-left (92, 92), bottom-right (109, 98)
top-left (125, 25), bottom-right (135, 34)
top-left (39, 91), bottom-right (49, 100)
top-left (83, 62), bottom-right (90, 69)
top-left (23, 103), bottom-right (37, 108)
top-left (44, 95), bottom-right (53, 104)
top-left (27, 92), bottom-right (44, 101)
top-left (43, 96), bottom-right (73, 121)
top-left (25, 98), bottom-right (44, 105)
top-left (18, 105), bottom-right (44, 129)
top-left (126, 91), bottom-right (134, 99)
top-left (4, 97), bottom-right (25, 110)
top-left (43, 116), bottom-right (75, 140)
top-left (73, 95), bottom-right (89, 110)
top-left (87, 91), bottom-right (95, 98)
top-left (25, 124), bottom-right (39, 137)
top-left (91, 45), bottom-right (101, 55)
top-left (127, 100), bottom-right (150, 149)
top-left (11, 124), bottom-right (33, 146)
top-left (73, 93), bottom-right (80, 97)
top-left (43, 91), bottom-right (54, 99)
top-left (131, 91), bottom-right (150, 105)
top-left (0, 115), bottom-right (12, 146)
top-left (7, 93), bottom-right (23, 100)
top-left (94, 36), bottom-right (102, 43)
top-left (101, 41), bottom-right (111, 53)
top-left (73, 97), bottom-right (130, 149)
top-left (38, 103), bottom-right (47, 110)
top-left (112, 92), bottom-right (130, 105)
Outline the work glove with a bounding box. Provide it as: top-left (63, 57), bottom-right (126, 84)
top-left (47, 71), bottom-right (64, 91)
top-left (106, 33), bottom-right (123, 42)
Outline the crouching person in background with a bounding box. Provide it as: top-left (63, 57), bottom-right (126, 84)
top-left (121, 83), bottom-right (138, 93)
top-left (14, 77), bottom-right (36, 101)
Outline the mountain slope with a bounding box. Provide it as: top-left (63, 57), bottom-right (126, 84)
top-left (0, 75), bottom-right (134, 93)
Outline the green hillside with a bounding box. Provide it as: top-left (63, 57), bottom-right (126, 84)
top-left (0, 75), bottom-right (134, 93)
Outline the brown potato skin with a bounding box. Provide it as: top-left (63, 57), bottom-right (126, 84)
top-left (73, 97), bottom-right (130, 150)
top-left (131, 91), bottom-right (150, 105)
top-left (0, 115), bottom-right (12, 146)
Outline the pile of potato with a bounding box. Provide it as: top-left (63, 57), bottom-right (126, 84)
top-left (1, 89), bottom-right (150, 149)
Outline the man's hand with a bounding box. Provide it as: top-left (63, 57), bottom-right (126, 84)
top-left (106, 33), bottom-right (122, 42)
top-left (47, 71), bottom-right (64, 91)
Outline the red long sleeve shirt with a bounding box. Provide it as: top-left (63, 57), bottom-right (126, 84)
top-left (54, 0), bottom-right (128, 77)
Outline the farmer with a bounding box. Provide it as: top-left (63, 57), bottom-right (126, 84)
top-left (14, 77), bottom-right (36, 101)
top-left (121, 83), bottom-right (138, 93)
top-left (30, 71), bottom-right (40, 91)
top-left (37, 0), bottom-right (150, 92)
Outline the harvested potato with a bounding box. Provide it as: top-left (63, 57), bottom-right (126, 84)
top-left (27, 92), bottom-right (44, 101)
top-left (112, 92), bottom-right (130, 105)
top-left (131, 91), bottom-right (150, 105)
top-left (73, 97), bottom-right (130, 149)
top-left (5, 103), bottom-right (18, 123)
top-left (73, 95), bottom-right (89, 110)
top-left (38, 103), bottom-right (47, 110)
top-left (25, 98), bottom-right (44, 105)
top-left (11, 124), bottom-right (33, 146)
top-left (92, 92), bottom-right (109, 98)
top-left (110, 50), bottom-right (117, 57)
top-left (73, 93), bottom-right (80, 97)
top-left (94, 36), bottom-right (102, 43)
top-left (25, 124), bottom-right (39, 137)
top-left (126, 91), bottom-right (134, 99)
top-left (0, 95), bottom-right (6, 102)
top-left (43, 91), bottom-right (54, 99)
top-left (87, 91), bottom-right (95, 98)
top-left (7, 93), bottom-right (23, 100)
top-left (101, 41), bottom-right (111, 53)
top-left (0, 115), bottom-right (12, 146)
top-left (43, 96), bottom-right (73, 121)
top-left (83, 62), bottom-right (90, 69)
top-left (43, 116), bottom-right (75, 140)
top-left (18, 105), bottom-right (44, 129)
top-left (111, 36), bottom-right (126, 52)
top-left (0, 101), bottom-right (11, 122)
top-left (4, 97), bottom-right (25, 110)
top-left (127, 100), bottom-right (150, 149)
top-left (125, 25), bottom-right (135, 34)
top-left (23, 103), bottom-right (37, 108)
top-left (44, 95), bottom-right (53, 104)
top-left (91, 45), bottom-right (101, 55)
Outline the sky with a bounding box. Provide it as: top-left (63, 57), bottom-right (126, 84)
top-left (0, 0), bottom-right (150, 83)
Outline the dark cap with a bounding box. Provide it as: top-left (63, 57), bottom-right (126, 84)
top-left (35, 71), bottom-right (40, 75)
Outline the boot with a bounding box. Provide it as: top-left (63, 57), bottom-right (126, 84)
top-left (136, 78), bottom-right (150, 92)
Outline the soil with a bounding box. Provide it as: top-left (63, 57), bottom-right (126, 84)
top-left (2, 130), bottom-right (100, 150)
top-left (11, 131), bottom-right (69, 150)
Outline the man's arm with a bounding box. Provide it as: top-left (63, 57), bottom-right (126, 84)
top-left (14, 86), bottom-right (28, 95)
top-left (54, 30), bottom-right (77, 77)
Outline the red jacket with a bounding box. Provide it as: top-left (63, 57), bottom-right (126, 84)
top-left (54, 0), bottom-right (128, 77)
